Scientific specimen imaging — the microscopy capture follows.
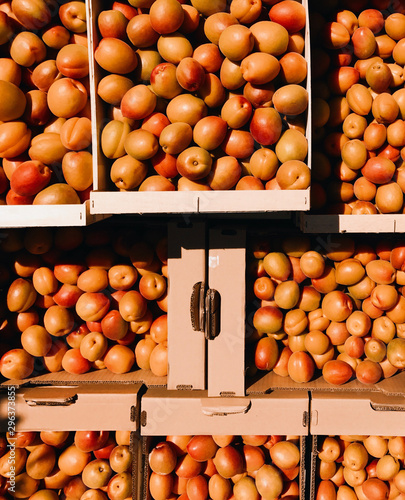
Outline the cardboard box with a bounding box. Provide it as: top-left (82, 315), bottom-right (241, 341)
top-left (167, 224), bottom-right (246, 395)
top-left (88, 0), bottom-right (311, 215)
top-left (0, 219), bottom-right (170, 388)
top-left (0, 202), bottom-right (107, 228)
top-left (140, 388), bottom-right (310, 500)
top-left (1, 369), bottom-right (166, 392)
top-left (0, 384), bottom-right (141, 500)
top-left (309, 392), bottom-right (405, 500)
top-left (167, 221), bottom-right (207, 391)
top-left (0, 383), bottom-right (141, 432)
top-left (247, 371), bottom-right (405, 400)
top-left (0, 3), bottom-right (102, 228)
top-left (310, 390), bottom-right (405, 437)
top-left (299, 213), bottom-right (405, 234)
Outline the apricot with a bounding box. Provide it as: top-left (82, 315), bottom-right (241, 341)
top-left (166, 94), bottom-right (207, 126)
top-left (126, 14), bottom-right (159, 48)
top-left (272, 84), bottom-right (308, 116)
top-left (62, 151), bottom-right (93, 192)
top-left (363, 122), bottom-right (387, 150)
top-left (275, 129), bottom-right (308, 163)
top-left (95, 38), bottom-right (137, 74)
top-left (366, 61), bottom-right (392, 93)
top-left (10, 31), bottom-right (47, 67)
top-left (393, 39), bottom-right (405, 66)
top-left (218, 24), bottom-right (253, 61)
top-left (376, 182), bottom-right (404, 213)
top-left (0, 81), bottom-right (26, 122)
top-left (149, 0), bottom-right (184, 35)
top-left (176, 57), bottom-right (205, 92)
top-left (336, 9), bottom-right (359, 36)
top-left (322, 21), bottom-right (350, 49)
top-left (33, 184), bottom-right (81, 204)
top-left (240, 52), bottom-right (280, 85)
top-left (250, 20), bottom-right (289, 56)
top-left (231, 1), bottom-right (261, 24)
top-left (372, 93), bottom-right (399, 124)
top-left (120, 84), bottom-right (157, 121)
top-left (352, 26), bottom-right (377, 59)
top-left (385, 13), bottom-right (405, 41)
top-left (341, 140), bottom-right (367, 171)
top-left (59, 1), bottom-right (87, 33)
top-left (28, 133), bottom-right (68, 165)
top-left (276, 161), bottom-right (310, 190)
top-left (101, 120), bottom-right (131, 159)
top-left (0, 58), bottom-right (21, 85)
top-left (42, 24), bottom-right (71, 50)
top-left (134, 49), bottom-right (162, 82)
top-left (203, 12), bottom-right (239, 45)
top-left (56, 44), bottom-right (89, 79)
top-left (278, 51), bottom-right (307, 85)
top-left (110, 155), bottom-right (147, 191)
top-left (0, 121), bottom-right (31, 158)
top-left (157, 32), bottom-right (193, 64)
top-left (125, 129), bottom-right (158, 161)
top-left (47, 78), bottom-right (87, 118)
top-left (321, 290), bottom-right (353, 322)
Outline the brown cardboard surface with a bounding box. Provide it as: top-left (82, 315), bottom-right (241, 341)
top-left (300, 213), bottom-right (405, 234)
top-left (310, 392), bottom-right (405, 436)
top-left (0, 383), bottom-right (142, 432)
top-left (1, 368), bottom-right (166, 389)
top-left (0, 202), bottom-right (106, 227)
top-left (246, 366), bottom-right (405, 397)
top-left (167, 221), bottom-right (206, 391)
top-left (140, 388), bottom-right (309, 436)
top-left (207, 226), bottom-right (246, 397)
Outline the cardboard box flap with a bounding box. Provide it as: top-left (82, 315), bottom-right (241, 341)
top-left (200, 397), bottom-right (251, 416)
top-left (246, 370), bottom-right (405, 397)
top-left (369, 392), bottom-right (405, 411)
top-left (167, 221), bottom-right (206, 391)
top-left (20, 383), bottom-right (144, 406)
top-left (1, 368), bottom-right (166, 389)
top-left (22, 386), bottom-right (79, 406)
top-left (140, 388), bottom-right (309, 436)
top-left (207, 226), bottom-right (246, 398)
top-left (0, 383), bottom-right (141, 432)
top-left (310, 392), bottom-right (405, 436)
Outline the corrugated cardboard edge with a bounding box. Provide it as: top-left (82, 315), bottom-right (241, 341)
top-left (141, 436), bottom-right (152, 500)
top-left (0, 369), bottom-right (167, 390)
top-left (246, 370), bottom-right (405, 398)
top-left (309, 434), bottom-right (318, 500)
top-left (300, 435), bottom-right (307, 500)
top-left (130, 431), bottom-right (142, 500)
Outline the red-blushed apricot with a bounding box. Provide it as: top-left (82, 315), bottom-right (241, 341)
top-left (322, 360), bottom-right (353, 386)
